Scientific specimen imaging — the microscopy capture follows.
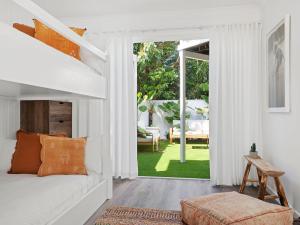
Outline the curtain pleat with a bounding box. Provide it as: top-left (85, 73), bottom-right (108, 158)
top-left (209, 23), bottom-right (263, 185)
top-left (108, 36), bottom-right (138, 179)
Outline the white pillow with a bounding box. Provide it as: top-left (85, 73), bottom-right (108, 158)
top-left (85, 137), bottom-right (102, 174)
top-left (0, 139), bottom-right (16, 171)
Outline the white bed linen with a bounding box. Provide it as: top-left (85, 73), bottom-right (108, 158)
top-left (0, 171), bottom-right (102, 225)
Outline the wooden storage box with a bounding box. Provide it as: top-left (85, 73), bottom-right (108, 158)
top-left (20, 100), bottom-right (72, 137)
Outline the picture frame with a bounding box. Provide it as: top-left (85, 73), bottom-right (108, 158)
top-left (267, 14), bottom-right (290, 112)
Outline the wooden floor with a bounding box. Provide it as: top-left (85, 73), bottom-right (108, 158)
top-left (84, 177), bottom-right (259, 225)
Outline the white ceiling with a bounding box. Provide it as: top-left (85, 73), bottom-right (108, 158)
top-left (33, 0), bottom-right (260, 18)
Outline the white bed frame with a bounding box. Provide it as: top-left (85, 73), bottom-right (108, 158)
top-left (0, 0), bottom-right (108, 99)
top-left (50, 126), bottom-right (113, 225)
top-left (49, 136), bottom-right (113, 225)
top-left (0, 1), bottom-right (113, 224)
top-left (49, 180), bottom-right (108, 225)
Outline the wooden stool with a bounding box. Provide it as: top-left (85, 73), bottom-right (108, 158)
top-left (239, 155), bottom-right (289, 207)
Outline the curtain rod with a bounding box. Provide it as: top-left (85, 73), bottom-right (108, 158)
top-left (100, 22), bottom-right (262, 35)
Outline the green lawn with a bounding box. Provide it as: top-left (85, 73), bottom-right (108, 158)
top-left (138, 140), bottom-right (210, 179)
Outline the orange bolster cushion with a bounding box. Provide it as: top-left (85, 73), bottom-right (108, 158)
top-left (38, 135), bottom-right (87, 177)
top-left (33, 19), bottom-right (86, 60)
top-left (13, 23), bottom-right (35, 37)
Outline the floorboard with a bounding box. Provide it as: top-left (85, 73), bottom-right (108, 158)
top-left (84, 177), bottom-right (259, 225)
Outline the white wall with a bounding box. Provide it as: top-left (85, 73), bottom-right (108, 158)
top-left (72, 99), bottom-right (106, 138)
top-left (0, 0), bottom-right (34, 25)
top-left (262, 0), bottom-right (300, 214)
top-left (0, 98), bottom-right (20, 139)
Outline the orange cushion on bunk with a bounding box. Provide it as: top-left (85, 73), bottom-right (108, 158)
top-left (9, 130), bottom-right (42, 174)
top-left (13, 23), bottom-right (35, 37)
top-left (38, 135), bottom-right (87, 177)
top-left (33, 19), bottom-right (86, 60)
top-left (9, 130), bottom-right (67, 174)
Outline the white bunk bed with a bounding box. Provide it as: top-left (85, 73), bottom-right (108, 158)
top-left (0, 0), bottom-right (109, 99)
top-left (0, 21), bottom-right (107, 99)
top-left (0, 1), bottom-right (112, 225)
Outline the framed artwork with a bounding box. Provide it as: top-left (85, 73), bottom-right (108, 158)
top-left (267, 15), bottom-right (290, 112)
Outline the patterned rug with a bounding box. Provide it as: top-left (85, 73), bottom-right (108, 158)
top-left (95, 206), bottom-right (300, 225)
top-left (95, 206), bottom-right (184, 225)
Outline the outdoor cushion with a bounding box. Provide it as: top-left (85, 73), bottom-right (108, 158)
top-left (137, 137), bottom-right (153, 143)
top-left (137, 126), bottom-right (152, 138)
top-left (145, 127), bottom-right (160, 139)
top-left (181, 192), bottom-right (293, 225)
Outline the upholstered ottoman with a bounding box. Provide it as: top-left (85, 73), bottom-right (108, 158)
top-left (181, 192), bottom-right (293, 225)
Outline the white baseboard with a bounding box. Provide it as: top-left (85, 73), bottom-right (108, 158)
top-left (267, 185), bottom-right (300, 218)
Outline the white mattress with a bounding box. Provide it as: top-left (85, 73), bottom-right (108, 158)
top-left (0, 171), bottom-right (103, 225)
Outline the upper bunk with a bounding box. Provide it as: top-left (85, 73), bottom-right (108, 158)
top-left (0, 0), bottom-right (108, 99)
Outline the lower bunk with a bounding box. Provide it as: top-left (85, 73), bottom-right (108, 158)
top-left (0, 97), bottom-right (111, 225)
top-left (0, 171), bottom-right (109, 225)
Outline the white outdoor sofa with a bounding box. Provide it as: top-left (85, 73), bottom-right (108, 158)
top-left (169, 120), bottom-right (209, 146)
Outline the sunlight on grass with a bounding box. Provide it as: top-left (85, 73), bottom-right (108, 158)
top-left (155, 155), bottom-right (170, 171)
top-left (138, 140), bottom-right (210, 179)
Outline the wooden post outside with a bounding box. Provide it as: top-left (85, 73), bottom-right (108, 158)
top-left (179, 50), bottom-right (186, 163)
top-left (169, 128), bottom-right (173, 144)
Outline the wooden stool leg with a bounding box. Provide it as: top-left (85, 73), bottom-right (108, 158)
top-left (256, 168), bottom-right (262, 187)
top-left (258, 174), bottom-right (268, 200)
top-left (239, 162), bottom-right (252, 193)
top-left (274, 177), bottom-right (289, 207)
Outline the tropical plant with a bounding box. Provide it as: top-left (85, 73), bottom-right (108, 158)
top-left (134, 42), bottom-right (180, 100)
top-left (137, 90), bottom-right (157, 126)
top-left (135, 41), bottom-right (209, 127)
top-left (195, 106), bottom-right (209, 119)
top-left (250, 143), bottom-right (257, 152)
top-left (186, 59), bottom-right (209, 102)
top-left (134, 41), bottom-right (209, 102)
top-left (158, 101), bottom-right (190, 125)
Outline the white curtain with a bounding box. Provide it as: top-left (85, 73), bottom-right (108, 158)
top-left (108, 35), bottom-right (138, 179)
top-left (209, 23), bottom-right (262, 185)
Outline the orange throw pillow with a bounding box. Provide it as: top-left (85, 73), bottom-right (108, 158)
top-left (38, 135), bottom-right (87, 176)
top-left (13, 23), bottom-right (35, 37)
top-left (9, 130), bottom-right (67, 174)
top-left (33, 19), bottom-right (86, 60)
top-left (9, 130), bottom-right (42, 174)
